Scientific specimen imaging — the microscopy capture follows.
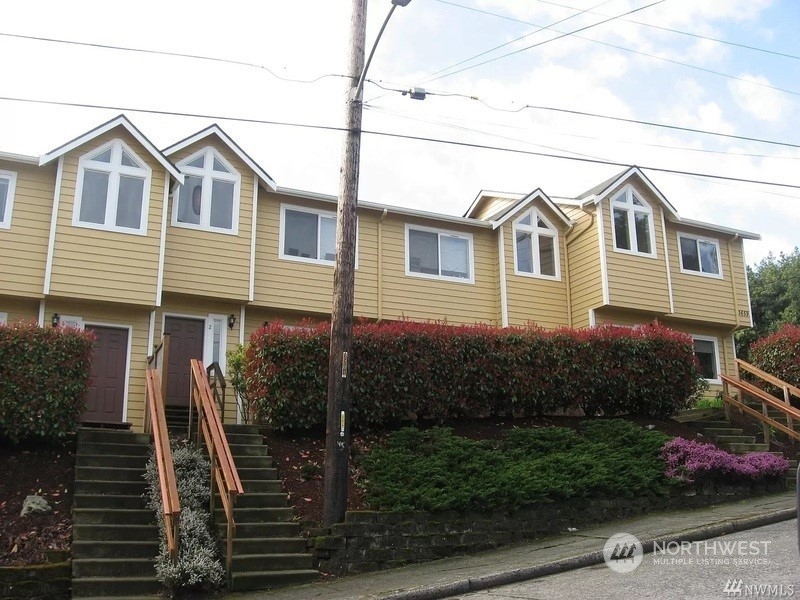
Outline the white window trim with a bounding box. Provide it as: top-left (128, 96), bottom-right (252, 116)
top-left (172, 147), bottom-right (240, 235)
top-left (204, 314), bottom-right (228, 375)
top-left (511, 208), bottom-right (561, 281)
top-left (677, 232), bottom-right (723, 280)
top-left (692, 334), bottom-right (722, 385)
top-left (0, 312), bottom-right (7, 325)
top-left (279, 204), bottom-right (359, 267)
top-left (0, 169), bottom-right (18, 229)
top-left (72, 139), bottom-right (152, 235)
top-left (405, 223), bottom-right (475, 284)
top-left (610, 185), bottom-right (657, 259)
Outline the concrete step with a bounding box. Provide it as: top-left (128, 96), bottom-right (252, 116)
top-left (76, 454), bottom-right (148, 469)
top-left (73, 509), bottom-right (154, 526)
top-left (231, 553), bottom-right (314, 572)
top-left (690, 420), bottom-right (733, 429)
top-left (229, 455), bottom-right (274, 469)
top-left (73, 524), bottom-right (158, 542)
top-left (73, 494), bottom-right (147, 510)
top-left (712, 435), bottom-right (757, 445)
top-left (72, 558), bottom-right (155, 578)
top-left (237, 467), bottom-right (279, 480)
top-left (239, 479), bottom-right (283, 494)
top-left (78, 428), bottom-right (150, 445)
top-left (72, 540), bottom-right (159, 560)
top-left (225, 432), bottom-right (264, 446)
top-left (224, 424), bottom-right (261, 436)
top-left (216, 507), bottom-right (293, 524)
top-left (699, 427), bottom-right (744, 437)
top-left (75, 480), bottom-right (148, 495)
top-left (220, 522), bottom-right (301, 539)
top-left (71, 576), bottom-right (161, 597)
top-left (228, 444), bottom-right (270, 457)
top-left (232, 537), bottom-right (308, 555)
top-left (229, 569), bottom-right (320, 592)
top-left (77, 441), bottom-right (150, 456)
top-left (722, 442), bottom-right (770, 453)
top-left (218, 492), bottom-right (287, 508)
top-left (75, 466), bottom-right (147, 482)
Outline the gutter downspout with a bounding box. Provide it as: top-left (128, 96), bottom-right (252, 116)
top-left (377, 209), bottom-right (388, 322)
top-left (727, 233), bottom-right (741, 328)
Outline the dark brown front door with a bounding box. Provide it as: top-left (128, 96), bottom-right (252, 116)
top-left (83, 325), bottom-right (129, 424)
top-left (164, 316), bottom-right (205, 407)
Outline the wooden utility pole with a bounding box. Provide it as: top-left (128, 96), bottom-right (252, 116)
top-left (324, 0), bottom-right (368, 528)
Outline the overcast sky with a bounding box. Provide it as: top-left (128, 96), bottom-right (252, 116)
top-left (1, 0), bottom-right (798, 264)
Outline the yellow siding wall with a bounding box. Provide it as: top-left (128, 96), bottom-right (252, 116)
top-left (562, 205), bottom-right (603, 328)
top-left (0, 160), bottom-right (54, 298)
top-left (664, 318), bottom-right (736, 395)
top-left (0, 295), bottom-right (39, 324)
top-left (601, 184), bottom-right (671, 314)
top-left (667, 222), bottom-right (750, 327)
top-left (48, 128), bottom-right (164, 306)
top-left (471, 196), bottom-right (517, 221)
top-left (163, 138), bottom-right (252, 301)
top-left (379, 216), bottom-right (498, 324)
top-left (44, 298), bottom-right (151, 430)
top-left (501, 204), bottom-right (569, 329)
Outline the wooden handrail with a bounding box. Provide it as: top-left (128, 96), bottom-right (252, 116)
top-left (190, 359), bottom-right (243, 573)
top-left (145, 369), bottom-right (181, 561)
top-left (206, 361), bottom-right (227, 418)
top-left (721, 374), bottom-right (800, 446)
top-left (737, 359), bottom-right (800, 400)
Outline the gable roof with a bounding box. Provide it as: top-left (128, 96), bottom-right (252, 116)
top-left (490, 188), bottom-right (573, 229)
top-left (576, 166), bottom-right (680, 220)
top-left (163, 124), bottom-right (277, 191)
top-left (463, 190), bottom-right (524, 219)
top-left (38, 114), bottom-right (183, 182)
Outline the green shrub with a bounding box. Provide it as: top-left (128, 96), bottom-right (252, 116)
top-left (359, 420), bottom-right (671, 512)
top-left (227, 344), bottom-right (257, 424)
top-left (749, 324), bottom-right (800, 390)
top-left (0, 322), bottom-right (94, 444)
top-left (144, 442), bottom-right (226, 595)
top-left (246, 321), bottom-right (704, 431)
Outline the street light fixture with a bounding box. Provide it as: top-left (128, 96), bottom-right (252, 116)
top-left (324, 0), bottom-right (412, 528)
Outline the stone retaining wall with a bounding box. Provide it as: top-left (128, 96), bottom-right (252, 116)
top-left (0, 552), bottom-right (70, 600)
top-left (309, 480), bottom-right (785, 575)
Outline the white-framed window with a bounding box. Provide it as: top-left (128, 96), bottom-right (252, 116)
top-left (0, 170), bottom-right (18, 229)
top-left (73, 139), bottom-right (151, 235)
top-left (692, 335), bottom-right (722, 384)
top-left (279, 204), bottom-right (338, 265)
top-left (512, 208), bottom-right (560, 279)
top-left (405, 224), bottom-right (474, 283)
top-left (173, 148), bottom-right (240, 234)
top-left (0, 312), bottom-right (7, 326)
top-left (678, 233), bottom-right (722, 278)
top-left (610, 185), bottom-right (656, 257)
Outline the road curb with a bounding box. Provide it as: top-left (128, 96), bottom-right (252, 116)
top-left (379, 507), bottom-right (797, 600)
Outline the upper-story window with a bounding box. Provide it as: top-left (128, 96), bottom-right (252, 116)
top-left (610, 186), bottom-right (655, 257)
top-left (513, 208), bottom-right (560, 279)
top-left (0, 170), bottom-right (17, 229)
top-left (406, 224), bottom-right (474, 283)
top-left (678, 233), bottom-right (722, 278)
top-left (73, 140), bottom-right (151, 234)
top-left (173, 148), bottom-right (240, 234)
top-left (280, 204), bottom-right (337, 265)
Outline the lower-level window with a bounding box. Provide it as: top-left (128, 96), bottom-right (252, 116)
top-left (692, 335), bottom-right (721, 383)
top-left (0, 312), bottom-right (7, 326)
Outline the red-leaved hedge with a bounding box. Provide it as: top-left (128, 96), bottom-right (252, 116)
top-left (749, 324), bottom-right (800, 390)
top-left (245, 321), bottom-right (705, 431)
top-left (0, 322), bottom-right (95, 444)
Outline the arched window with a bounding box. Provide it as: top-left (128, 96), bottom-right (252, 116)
top-left (73, 140), bottom-right (151, 234)
top-left (610, 186), bottom-right (655, 257)
top-left (173, 148), bottom-right (240, 234)
top-left (512, 208), bottom-right (560, 279)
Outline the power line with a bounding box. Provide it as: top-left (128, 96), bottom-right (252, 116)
top-left (424, 0), bottom-right (666, 83)
top-left (2, 94), bottom-right (798, 191)
top-left (425, 1), bottom-right (800, 98)
top-left (0, 31), bottom-right (347, 85)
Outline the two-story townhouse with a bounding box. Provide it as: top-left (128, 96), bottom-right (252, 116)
top-left (0, 116), bottom-right (758, 432)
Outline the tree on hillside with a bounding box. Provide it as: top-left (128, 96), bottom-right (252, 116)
top-left (736, 247), bottom-right (800, 359)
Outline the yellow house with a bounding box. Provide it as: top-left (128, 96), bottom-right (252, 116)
top-left (0, 117), bottom-right (758, 431)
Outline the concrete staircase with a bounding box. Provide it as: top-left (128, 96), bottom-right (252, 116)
top-left (220, 423), bottom-right (319, 592)
top-left (72, 427), bottom-right (160, 599)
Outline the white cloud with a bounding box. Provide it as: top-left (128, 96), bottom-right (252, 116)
top-left (728, 74), bottom-right (788, 122)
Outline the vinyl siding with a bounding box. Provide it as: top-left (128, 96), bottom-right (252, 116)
top-left (48, 128), bottom-right (164, 306)
top-left (0, 160), bottom-right (54, 297)
top-left (502, 204), bottom-right (569, 329)
top-left (45, 298), bottom-right (151, 431)
top-left (0, 295), bottom-right (40, 324)
top-left (251, 192), bottom-right (378, 318)
top-left (562, 205), bottom-right (603, 328)
top-left (663, 318), bottom-right (736, 395)
top-left (379, 216), bottom-right (498, 324)
top-left (667, 222), bottom-right (750, 327)
top-left (471, 196), bottom-right (517, 221)
top-left (163, 138), bottom-right (252, 301)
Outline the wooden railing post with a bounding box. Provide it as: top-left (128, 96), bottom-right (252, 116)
top-left (784, 385), bottom-right (795, 444)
